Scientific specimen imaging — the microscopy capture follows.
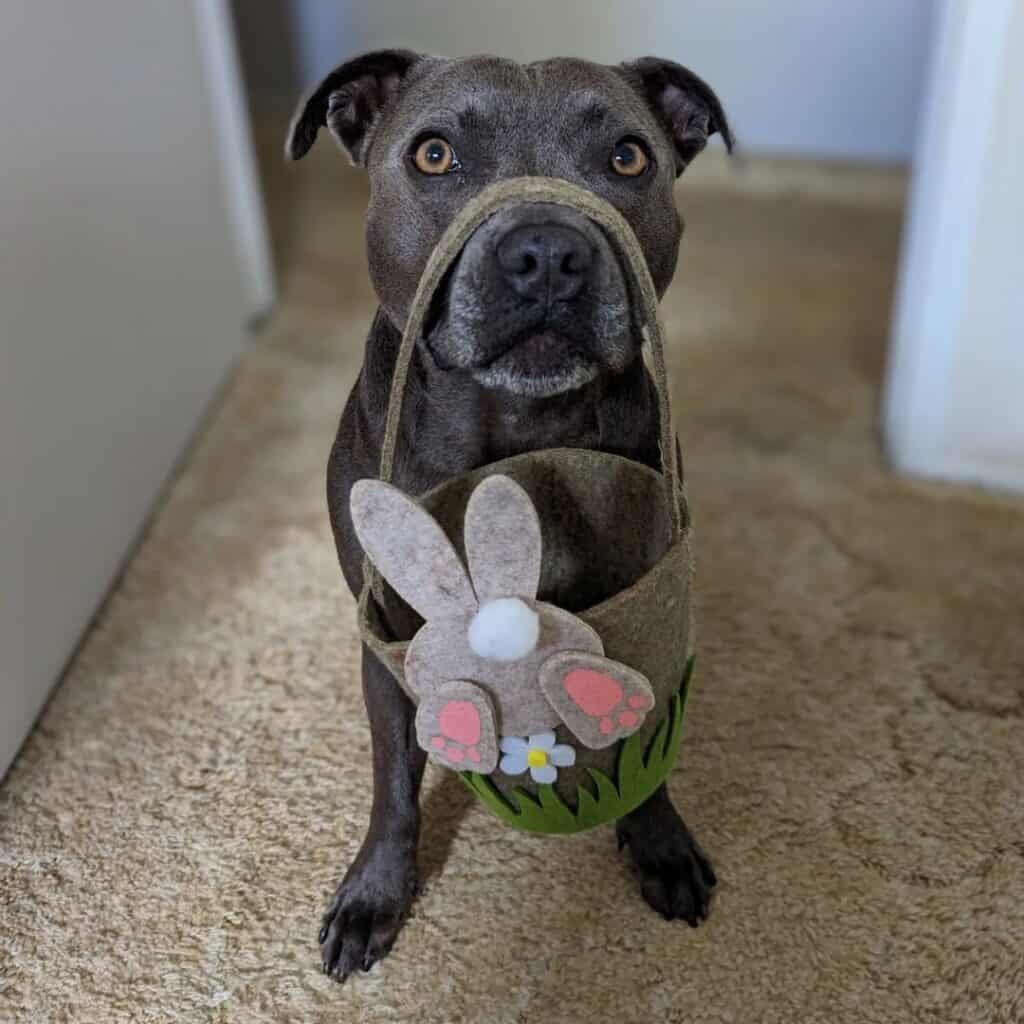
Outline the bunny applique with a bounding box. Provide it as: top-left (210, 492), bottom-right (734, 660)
top-left (350, 474), bottom-right (656, 776)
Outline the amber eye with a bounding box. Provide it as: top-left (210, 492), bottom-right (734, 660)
top-left (611, 139), bottom-right (649, 177)
top-left (413, 136), bottom-right (458, 175)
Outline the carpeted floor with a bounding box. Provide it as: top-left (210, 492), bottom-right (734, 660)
top-left (2, 145), bottom-right (1023, 1024)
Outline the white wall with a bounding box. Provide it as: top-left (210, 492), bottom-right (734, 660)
top-left (285, 0), bottom-right (933, 161)
top-left (884, 0), bottom-right (1024, 494)
top-left (0, 1), bottom-right (264, 774)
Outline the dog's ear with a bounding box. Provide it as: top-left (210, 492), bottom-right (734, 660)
top-left (621, 58), bottom-right (733, 174)
top-left (285, 49), bottom-right (421, 164)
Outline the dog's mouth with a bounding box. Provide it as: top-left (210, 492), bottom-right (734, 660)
top-left (424, 296), bottom-right (602, 396)
top-left (471, 331), bottom-right (600, 397)
top-left (422, 272), bottom-right (604, 397)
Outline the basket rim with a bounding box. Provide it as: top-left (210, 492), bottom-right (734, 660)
top-left (417, 445), bottom-right (674, 498)
top-left (361, 446), bottom-right (691, 655)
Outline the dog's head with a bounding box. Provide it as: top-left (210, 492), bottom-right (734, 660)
top-left (287, 53), bottom-right (731, 397)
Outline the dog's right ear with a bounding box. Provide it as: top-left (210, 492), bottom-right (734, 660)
top-left (285, 49), bottom-right (421, 164)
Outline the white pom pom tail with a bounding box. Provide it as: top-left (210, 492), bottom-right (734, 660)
top-left (467, 597), bottom-right (540, 662)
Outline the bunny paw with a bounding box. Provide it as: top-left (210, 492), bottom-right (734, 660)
top-left (415, 681), bottom-right (498, 773)
top-left (540, 651), bottom-right (655, 750)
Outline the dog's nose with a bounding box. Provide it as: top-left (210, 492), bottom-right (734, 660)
top-left (496, 225), bottom-right (593, 303)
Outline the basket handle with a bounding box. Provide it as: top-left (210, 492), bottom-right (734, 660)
top-left (365, 177), bottom-right (684, 610)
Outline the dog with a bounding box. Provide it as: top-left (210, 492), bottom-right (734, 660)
top-left (286, 50), bottom-right (732, 982)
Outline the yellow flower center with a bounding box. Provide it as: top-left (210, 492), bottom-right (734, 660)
top-left (527, 748), bottom-right (549, 769)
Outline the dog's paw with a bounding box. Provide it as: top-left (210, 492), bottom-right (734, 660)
top-left (616, 804), bottom-right (717, 926)
top-left (318, 840), bottom-right (417, 982)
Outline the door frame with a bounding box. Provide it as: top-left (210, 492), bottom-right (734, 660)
top-left (883, 0), bottom-right (1024, 493)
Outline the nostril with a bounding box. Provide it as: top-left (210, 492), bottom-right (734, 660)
top-left (496, 224), bottom-right (594, 301)
top-left (497, 237), bottom-right (539, 279)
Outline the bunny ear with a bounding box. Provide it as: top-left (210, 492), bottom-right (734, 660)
top-left (464, 475), bottom-right (542, 603)
top-left (350, 480), bottom-right (477, 620)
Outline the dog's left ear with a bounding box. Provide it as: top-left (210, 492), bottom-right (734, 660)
top-left (621, 58), bottom-right (733, 174)
top-left (285, 49), bottom-right (421, 164)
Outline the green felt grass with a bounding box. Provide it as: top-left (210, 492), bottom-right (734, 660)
top-left (462, 656), bottom-right (694, 834)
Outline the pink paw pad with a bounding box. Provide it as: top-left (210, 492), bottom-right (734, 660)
top-left (427, 701), bottom-right (486, 765)
top-left (565, 670), bottom-right (623, 717)
top-left (438, 701), bottom-right (481, 746)
top-left (429, 737), bottom-right (479, 766)
top-left (566, 668), bottom-right (650, 737)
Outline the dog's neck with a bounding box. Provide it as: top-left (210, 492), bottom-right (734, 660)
top-left (359, 309), bottom-right (662, 493)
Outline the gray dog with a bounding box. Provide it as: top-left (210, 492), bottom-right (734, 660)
top-left (286, 49), bottom-right (732, 982)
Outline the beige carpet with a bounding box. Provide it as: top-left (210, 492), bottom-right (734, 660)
top-left (3, 148), bottom-right (1023, 1024)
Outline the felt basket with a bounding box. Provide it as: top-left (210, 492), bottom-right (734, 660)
top-left (356, 178), bottom-right (695, 834)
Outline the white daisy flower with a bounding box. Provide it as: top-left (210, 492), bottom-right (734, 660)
top-left (498, 731), bottom-right (576, 784)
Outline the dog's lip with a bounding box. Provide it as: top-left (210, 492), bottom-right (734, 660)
top-left (478, 330), bottom-right (595, 374)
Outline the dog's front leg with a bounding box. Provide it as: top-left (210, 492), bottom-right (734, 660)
top-left (616, 784), bottom-right (717, 925)
top-left (319, 645), bottom-right (426, 981)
